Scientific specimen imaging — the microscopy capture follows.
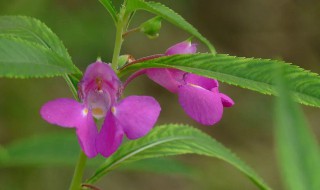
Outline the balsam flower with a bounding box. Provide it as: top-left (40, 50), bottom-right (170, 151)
top-left (127, 41), bottom-right (234, 125)
top-left (40, 62), bottom-right (161, 158)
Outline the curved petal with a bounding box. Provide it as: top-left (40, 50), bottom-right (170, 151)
top-left (146, 68), bottom-right (185, 93)
top-left (41, 98), bottom-right (98, 158)
top-left (96, 112), bottom-right (124, 158)
top-left (178, 85), bottom-right (223, 125)
top-left (113, 96), bottom-right (161, 140)
top-left (184, 73), bottom-right (219, 90)
top-left (165, 41), bottom-right (197, 55)
top-left (79, 62), bottom-right (120, 102)
top-left (82, 61), bottom-right (119, 87)
top-left (76, 111), bottom-right (98, 158)
top-left (220, 93), bottom-right (235, 107)
top-left (40, 98), bottom-right (85, 128)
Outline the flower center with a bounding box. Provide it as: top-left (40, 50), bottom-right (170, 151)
top-left (87, 89), bottom-right (111, 119)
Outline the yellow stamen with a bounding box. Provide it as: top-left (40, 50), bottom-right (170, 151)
top-left (92, 108), bottom-right (104, 116)
top-left (111, 106), bottom-right (116, 114)
top-left (82, 108), bottom-right (89, 116)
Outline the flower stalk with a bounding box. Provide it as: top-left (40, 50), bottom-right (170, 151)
top-left (69, 151), bottom-right (88, 190)
top-left (111, 6), bottom-right (130, 71)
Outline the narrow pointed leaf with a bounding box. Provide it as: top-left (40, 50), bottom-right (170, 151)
top-left (0, 36), bottom-right (78, 78)
top-left (126, 0), bottom-right (216, 54)
top-left (98, 0), bottom-right (118, 24)
top-left (0, 133), bottom-right (192, 177)
top-left (120, 54), bottom-right (320, 107)
top-left (275, 68), bottom-right (320, 190)
top-left (87, 124), bottom-right (270, 190)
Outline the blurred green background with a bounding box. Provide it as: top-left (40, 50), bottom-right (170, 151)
top-left (1, 0), bottom-right (320, 189)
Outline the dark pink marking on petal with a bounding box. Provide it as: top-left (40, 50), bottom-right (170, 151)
top-left (178, 85), bottom-right (223, 126)
top-left (96, 112), bottom-right (124, 158)
top-left (40, 98), bottom-right (85, 128)
top-left (184, 73), bottom-right (219, 90)
top-left (165, 41), bottom-right (197, 55)
top-left (80, 62), bottom-right (121, 102)
top-left (113, 96), bottom-right (161, 140)
top-left (220, 93), bottom-right (235, 107)
top-left (76, 111), bottom-right (98, 158)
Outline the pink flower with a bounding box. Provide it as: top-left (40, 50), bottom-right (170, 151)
top-left (40, 62), bottom-right (161, 158)
top-left (127, 41), bottom-right (234, 125)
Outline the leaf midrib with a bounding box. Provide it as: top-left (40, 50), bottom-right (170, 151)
top-left (88, 136), bottom-right (197, 183)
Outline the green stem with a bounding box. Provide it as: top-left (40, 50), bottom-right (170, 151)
top-left (69, 151), bottom-right (88, 190)
top-left (111, 7), bottom-right (130, 71)
top-left (111, 20), bottom-right (125, 71)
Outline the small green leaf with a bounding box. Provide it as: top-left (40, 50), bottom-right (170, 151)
top-left (126, 0), bottom-right (216, 54)
top-left (87, 124), bottom-right (270, 190)
top-left (140, 16), bottom-right (162, 39)
top-left (275, 67), bottom-right (320, 190)
top-left (0, 36), bottom-right (78, 78)
top-left (98, 0), bottom-right (118, 24)
top-left (119, 54), bottom-right (320, 108)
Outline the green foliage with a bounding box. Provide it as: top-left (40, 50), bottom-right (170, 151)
top-left (140, 16), bottom-right (162, 39)
top-left (126, 0), bottom-right (216, 54)
top-left (120, 53), bottom-right (320, 108)
top-left (98, 0), bottom-right (118, 24)
top-left (0, 36), bottom-right (78, 78)
top-left (0, 133), bottom-right (194, 177)
top-left (0, 16), bottom-right (80, 78)
top-left (274, 68), bottom-right (320, 190)
top-left (0, 133), bottom-right (80, 167)
top-left (87, 124), bottom-right (270, 190)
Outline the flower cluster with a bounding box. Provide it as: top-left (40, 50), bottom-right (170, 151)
top-left (40, 40), bottom-right (234, 158)
top-left (128, 41), bottom-right (234, 125)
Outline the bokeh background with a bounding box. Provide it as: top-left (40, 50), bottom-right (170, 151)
top-left (1, 0), bottom-right (320, 189)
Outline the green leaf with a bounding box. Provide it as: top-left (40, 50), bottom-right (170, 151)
top-left (274, 67), bottom-right (320, 190)
top-left (0, 16), bottom-right (71, 59)
top-left (87, 124), bottom-right (270, 190)
top-left (120, 158), bottom-right (196, 177)
top-left (0, 133), bottom-right (193, 177)
top-left (126, 0), bottom-right (216, 54)
top-left (119, 53), bottom-right (320, 108)
top-left (0, 133), bottom-right (81, 167)
top-left (0, 36), bottom-right (78, 78)
top-left (98, 0), bottom-right (118, 24)
top-left (0, 16), bottom-right (80, 78)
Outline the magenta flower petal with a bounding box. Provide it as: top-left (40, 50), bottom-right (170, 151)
top-left (220, 93), bottom-right (235, 107)
top-left (113, 96), bottom-right (161, 139)
top-left (184, 73), bottom-right (219, 90)
top-left (79, 61), bottom-right (120, 103)
top-left (40, 98), bottom-right (98, 157)
top-left (40, 98), bottom-right (86, 128)
top-left (165, 41), bottom-right (197, 55)
top-left (178, 85), bottom-right (223, 125)
top-left (76, 111), bottom-right (98, 158)
top-left (146, 68), bottom-right (185, 93)
top-left (96, 112), bottom-right (124, 157)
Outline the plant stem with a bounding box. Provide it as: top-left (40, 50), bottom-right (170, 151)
top-left (69, 151), bottom-right (88, 190)
top-left (111, 7), bottom-right (130, 71)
